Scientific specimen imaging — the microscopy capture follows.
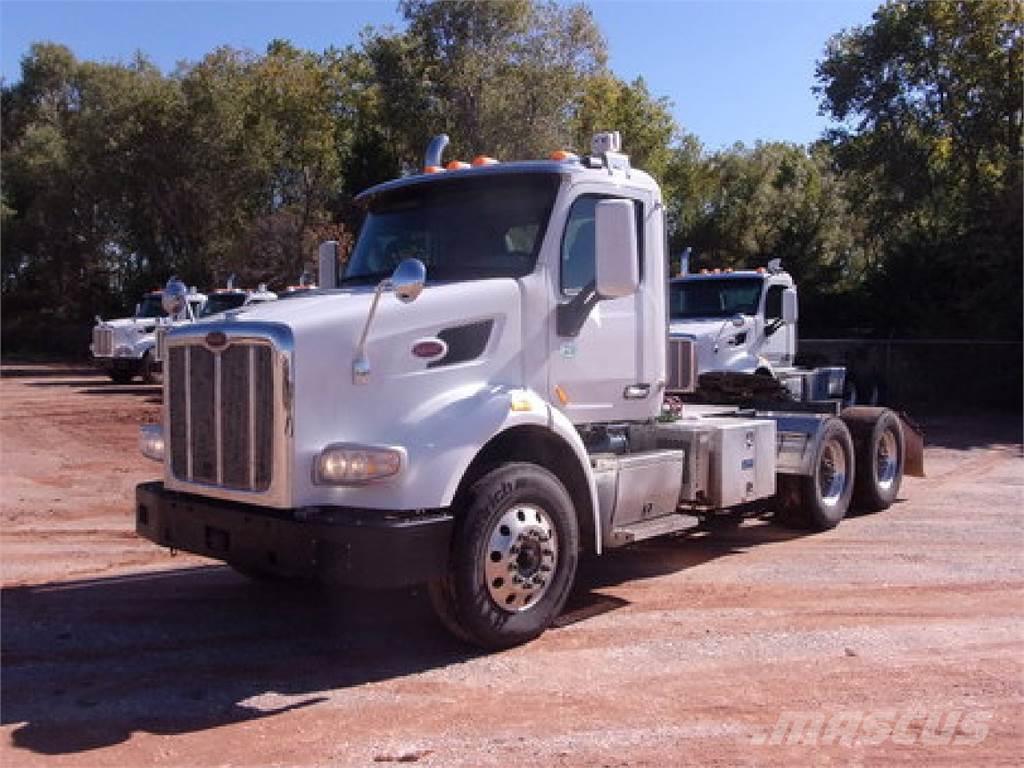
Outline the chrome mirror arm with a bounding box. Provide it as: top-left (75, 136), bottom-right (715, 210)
top-left (352, 258), bottom-right (426, 385)
top-left (352, 278), bottom-right (391, 385)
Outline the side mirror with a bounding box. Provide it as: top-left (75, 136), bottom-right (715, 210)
top-left (782, 288), bottom-right (799, 324)
top-left (594, 199), bottom-right (639, 299)
top-left (391, 258), bottom-right (426, 304)
top-left (318, 241), bottom-right (339, 289)
top-left (162, 278), bottom-right (188, 317)
top-left (352, 258), bottom-right (427, 384)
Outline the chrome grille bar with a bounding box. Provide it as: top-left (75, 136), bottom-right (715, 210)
top-left (249, 346), bottom-right (256, 490)
top-left (184, 346), bottom-right (193, 481)
top-left (214, 353), bottom-right (223, 485)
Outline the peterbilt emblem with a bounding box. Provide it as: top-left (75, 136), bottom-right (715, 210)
top-left (205, 331), bottom-right (228, 349)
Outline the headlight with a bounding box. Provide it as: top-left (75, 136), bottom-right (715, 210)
top-left (314, 444), bottom-right (404, 485)
top-left (139, 424), bottom-right (165, 462)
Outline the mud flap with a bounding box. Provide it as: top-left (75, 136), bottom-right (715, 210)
top-left (899, 412), bottom-right (925, 478)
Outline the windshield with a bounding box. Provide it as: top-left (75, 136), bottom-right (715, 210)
top-left (200, 293), bottom-right (247, 317)
top-left (342, 173), bottom-right (561, 285)
top-left (669, 277), bottom-right (764, 319)
top-left (136, 296), bottom-right (167, 319)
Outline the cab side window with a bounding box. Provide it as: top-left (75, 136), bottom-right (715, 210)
top-left (560, 196), bottom-right (643, 295)
top-left (765, 285), bottom-right (784, 320)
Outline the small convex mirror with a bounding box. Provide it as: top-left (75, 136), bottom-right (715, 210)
top-left (162, 278), bottom-right (188, 316)
top-left (392, 258), bottom-right (426, 303)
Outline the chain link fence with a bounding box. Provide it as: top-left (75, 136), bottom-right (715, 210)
top-left (798, 338), bottom-right (1023, 411)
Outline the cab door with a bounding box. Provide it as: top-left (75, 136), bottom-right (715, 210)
top-left (548, 192), bottom-right (652, 424)
top-left (760, 283), bottom-right (796, 366)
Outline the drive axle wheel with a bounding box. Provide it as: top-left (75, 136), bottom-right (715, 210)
top-left (843, 407), bottom-right (905, 512)
top-left (775, 417), bottom-right (855, 531)
top-left (428, 463), bottom-right (578, 649)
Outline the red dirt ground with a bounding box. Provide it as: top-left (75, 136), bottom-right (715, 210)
top-left (2, 363), bottom-right (1022, 766)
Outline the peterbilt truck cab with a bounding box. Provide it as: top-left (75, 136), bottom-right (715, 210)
top-left (92, 288), bottom-right (206, 384)
top-left (135, 132), bottom-right (918, 649)
top-left (668, 262), bottom-right (798, 377)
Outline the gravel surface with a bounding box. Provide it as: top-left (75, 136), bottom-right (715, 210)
top-left (2, 364), bottom-right (1022, 766)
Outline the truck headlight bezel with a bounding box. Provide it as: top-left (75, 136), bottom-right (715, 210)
top-left (313, 444), bottom-right (405, 485)
top-left (139, 424), bottom-right (165, 463)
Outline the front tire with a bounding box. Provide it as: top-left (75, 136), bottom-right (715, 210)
top-left (428, 463), bottom-right (579, 649)
top-left (140, 351), bottom-right (161, 385)
top-left (108, 369), bottom-right (132, 384)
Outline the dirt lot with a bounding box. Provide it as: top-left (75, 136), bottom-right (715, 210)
top-left (1, 363), bottom-right (1022, 767)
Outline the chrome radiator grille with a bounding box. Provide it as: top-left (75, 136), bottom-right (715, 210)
top-left (667, 336), bottom-right (697, 393)
top-left (167, 341), bottom-right (275, 491)
top-left (93, 327), bottom-right (113, 357)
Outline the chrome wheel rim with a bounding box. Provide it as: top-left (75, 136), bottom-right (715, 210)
top-left (484, 504), bottom-right (557, 613)
top-left (818, 438), bottom-right (848, 507)
top-left (876, 429), bottom-right (898, 491)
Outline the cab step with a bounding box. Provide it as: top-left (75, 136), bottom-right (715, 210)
top-left (610, 514), bottom-right (696, 546)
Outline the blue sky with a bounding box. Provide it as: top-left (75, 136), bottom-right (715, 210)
top-left (1, 0), bottom-right (879, 150)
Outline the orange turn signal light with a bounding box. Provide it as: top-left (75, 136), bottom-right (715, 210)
top-left (423, 165), bottom-right (444, 174)
top-left (471, 155), bottom-right (498, 167)
top-left (446, 160), bottom-right (471, 170)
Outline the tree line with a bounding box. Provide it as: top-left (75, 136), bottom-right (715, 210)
top-left (2, 0), bottom-right (1020, 353)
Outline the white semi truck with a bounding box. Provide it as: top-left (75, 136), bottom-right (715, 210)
top-left (669, 260), bottom-right (798, 377)
top-left (135, 133), bottom-right (922, 648)
top-left (91, 288), bottom-right (205, 383)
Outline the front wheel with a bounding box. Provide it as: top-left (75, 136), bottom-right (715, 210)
top-left (428, 463), bottom-right (579, 649)
top-left (108, 369), bottom-right (133, 384)
top-left (140, 351), bottom-right (161, 385)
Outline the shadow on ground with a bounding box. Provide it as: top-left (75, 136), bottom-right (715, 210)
top-left (1, 520), bottom-right (801, 756)
top-left (0, 366), bottom-right (98, 379)
top-left (912, 411), bottom-right (1022, 453)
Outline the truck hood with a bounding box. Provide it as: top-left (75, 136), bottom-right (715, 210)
top-left (97, 317), bottom-right (161, 332)
top-left (669, 316), bottom-right (759, 375)
top-left (669, 317), bottom-right (747, 340)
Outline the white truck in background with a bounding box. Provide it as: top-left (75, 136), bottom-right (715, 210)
top-left (91, 287), bottom-right (205, 384)
top-left (669, 259), bottom-right (798, 377)
top-left (154, 278), bottom-right (278, 364)
top-left (668, 261), bottom-right (890, 405)
top-left (134, 132), bottom-right (923, 649)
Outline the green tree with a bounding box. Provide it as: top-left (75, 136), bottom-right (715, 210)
top-left (815, 0), bottom-right (1023, 337)
top-left (355, 0), bottom-right (607, 170)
